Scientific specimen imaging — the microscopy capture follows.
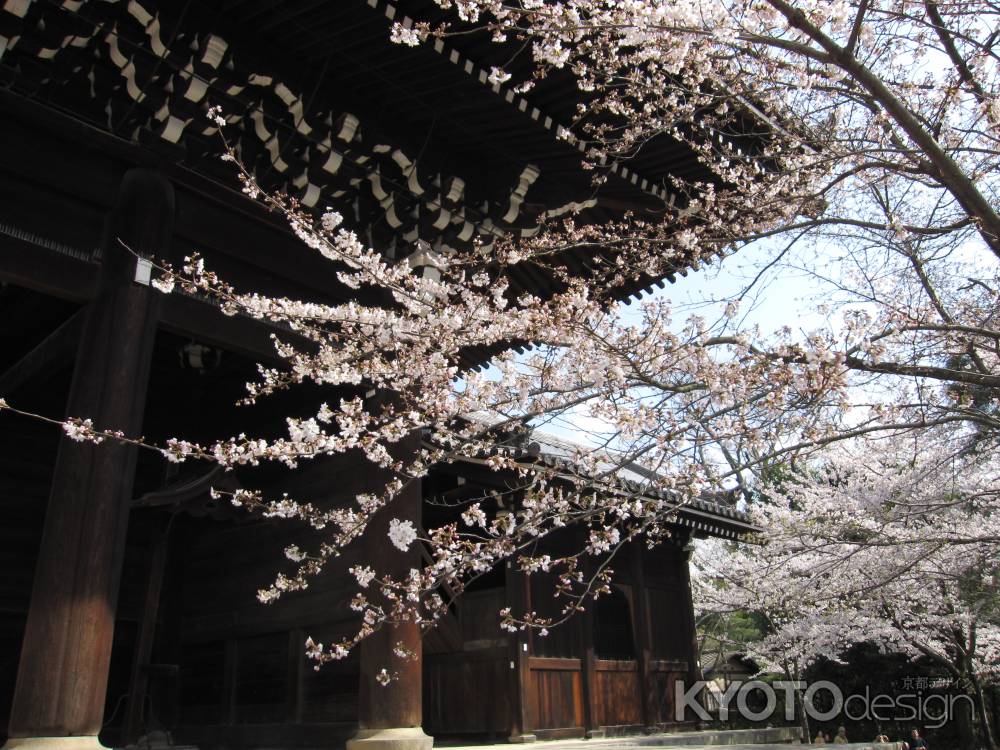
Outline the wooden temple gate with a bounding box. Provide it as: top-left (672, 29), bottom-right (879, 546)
top-left (406, 536), bottom-right (700, 741)
top-left (415, 463), bottom-right (731, 742)
top-left (0, 1), bottom-right (757, 748)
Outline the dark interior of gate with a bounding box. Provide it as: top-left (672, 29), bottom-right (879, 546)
top-left (0, 1), bottom-right (755, 748)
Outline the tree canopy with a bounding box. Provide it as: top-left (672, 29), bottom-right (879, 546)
top-left (2, 3), bottom-right (998, 722)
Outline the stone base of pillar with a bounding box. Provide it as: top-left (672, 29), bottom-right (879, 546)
top-left (508, 733), bottom-right (538, 743)
top-left (347, 728), bottom-right (433, 750)
top-left (2, 738), bottom-right (106, 750)
top-left (125, 730), bottom-right (199, 750)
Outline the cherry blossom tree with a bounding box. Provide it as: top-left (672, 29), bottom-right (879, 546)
top-left (408, 0), bottom-right (1000, 448)
top-left (2, 0), bottom-right (1000, 677)
top-left (393, 2), bottom-right (1000, 700)
top-left (694, 427), bottom-right (1000, 748)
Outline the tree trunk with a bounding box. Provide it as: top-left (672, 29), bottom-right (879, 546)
top-left (953, 689), bottom-right (976, 750)
top-left (970, 673), bottom-right (1000, 750)
top-left (782, 662), bottom-right (809, 743)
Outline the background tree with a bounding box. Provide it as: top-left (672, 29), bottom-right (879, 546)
top-left (694, 427), bottom-right (1000, 748)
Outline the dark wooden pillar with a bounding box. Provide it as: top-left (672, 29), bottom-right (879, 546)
top-left (123, 515), bottom-right (173, 745)
top-left (580, 601), bottom-right (601, 738)
top-left (5, 169), bottom-right (174, 750)
top-left (678, 534), bottom-right (703, 724)
top-left (506, 564), bottom-right (534, 743)
top-left (348, 431), bottom-right (432, 750)
top-left (630, 543), bottom-right (656, 731)
top-left (578, 550), bottom-right (601, 739)
top-left (288, 628), bottom-right (306, 724)
top-left (222, 639), bottom-right (239, 726)
top-left (677, 537), bottom-right (700, 680)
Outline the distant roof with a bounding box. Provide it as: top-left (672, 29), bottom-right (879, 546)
top-left (702, 651), bottom-right (759, 673)
top-left (429, 415), bottom-right (757, 540)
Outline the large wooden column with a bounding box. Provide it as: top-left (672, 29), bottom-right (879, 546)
top-left (5, 169), bottom-right (174, 750)
top-left (348, 431), bottom-right (432, 750)
top-left (630, 544), bottom-right (657, 731)
top-left (578, 550), bottom-right (601, 740)
top-left (506, 564), bottom-right (534, 743)
top-left (678, 534), bottom-right (704, 724)
top-left (679, 536), bottom-right (701, 683)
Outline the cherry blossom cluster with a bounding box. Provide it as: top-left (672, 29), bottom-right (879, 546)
top-left (695, 426), bottom-right (1000, 733)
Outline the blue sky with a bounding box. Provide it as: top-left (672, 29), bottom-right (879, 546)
top-left (637, 238), bottom-right (832, 339)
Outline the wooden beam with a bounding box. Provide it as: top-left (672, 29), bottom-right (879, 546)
top-left (0, 233), bottom-right (98, 302)
top-left (0, 232), bottom-right (300, 368)
top-left (0, 233), bottom-right (288, 368)
top-left (132, 466), bottom-right (238, 509)
top-left (163, 293), bottom-right (309, 366)
top-left (0, 309), bottom-right (84, 396)
top-left (0, 91), bottom-right (353, 307)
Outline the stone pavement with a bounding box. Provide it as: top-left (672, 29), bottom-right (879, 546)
top-left (439, 728), bottom-right (906, 750)
top-left (623, 746), bottom-right (903, 750)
